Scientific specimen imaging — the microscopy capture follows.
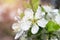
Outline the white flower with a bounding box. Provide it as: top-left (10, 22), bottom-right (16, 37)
top-left (13, 6), bottom-right (59, 39)
top-left (13, 6), bottom-right (60, 39)
top-left (12, 7), bottom-right (48, 39)
top-left (12, 5), bottom-right (60, 40)
top-left (12, 23), bottom-right (24, 39)
top-left (19, 7), bottom-right (48, 34)
top-left (43, 6), bottom-right (59, 20)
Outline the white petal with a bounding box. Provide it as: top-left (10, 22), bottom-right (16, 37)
top-left (24, 8), bottom-right (33, 19)
top-left (43, 6), bottom-right (52, 12)
top-left (50, 9), bottom-right (59, 17)
top-left (14, 16), bottom-right (21, 23)
top-left (12, 23), bottom-right (21, 32)
top-left (35, 7), bottom-right (41, 18)
top-left (21, 21), bottom-right (31, 31)
top-left (35, 6), bottom-right (45, 19)
top-left (55, 15), bottom-right (60, 24)
top-left (47, 13), bottom-right (55, 20)
top-left (31, 25), bottom-right (39, 34)
top-left (15, 30), bottom-right (24, 39)
top-left (37, 18), bottom-right (48, 28)
top-left (52, 9), bottom-right (59, 14)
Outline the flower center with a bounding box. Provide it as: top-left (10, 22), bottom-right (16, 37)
top-left (29, 18), bottom-right (38, 24)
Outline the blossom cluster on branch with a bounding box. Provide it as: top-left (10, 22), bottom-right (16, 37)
top-left (12, 0), bottom-right (60, 40)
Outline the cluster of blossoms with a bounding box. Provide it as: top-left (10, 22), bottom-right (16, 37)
top-left (12, 5), bottom-right (60, 40)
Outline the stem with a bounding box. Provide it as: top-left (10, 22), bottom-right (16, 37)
top-left (52, 34), bottom-right (59, 40)
top-left (30, 0), bottom-right (35, 18)
top-left (48, 34), bottom-right (51, 40)
top-left (48, 32), bottom-right (52, 40)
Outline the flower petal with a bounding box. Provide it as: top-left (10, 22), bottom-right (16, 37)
top-left (46, 12), bottom-right (55, 20)
top-left (35, 6), bottom-right (45, 19)
top-left (37, 18), bottom-right (48, 28)
top-left (31, 25), bottom-right (39, 34)
top-left (55, 15), bottom-right (60, 24)
top-left (15, 30), bottom-right (24, 39)
top-left (52, 9), bottom-right (59, 15)
top-left (24, 8), bottom-right (33, 20)
top-left (21, 21), bottom-right (31, 31)
top-left (43, 6), bottom-right (52, 12)
top-left (14, 16), bottom-right (20, 21)
top-left (12, 23), bottom-right (21, 32)
top-left (48, 9), bottom-right (59, 19)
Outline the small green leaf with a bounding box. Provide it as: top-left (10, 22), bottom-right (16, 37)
top-left (41, 6), bottom-right (46, 12)
top-left (27, 27), bottom-right (32, 37)
top-left (23, 1), bottom-right (31, 8)
top-left (19, 13), bottom-right (25, 19)
top-left (30, 0), bottom-right (39, 12)
top-left (45, 21), bottom-right (60, 32)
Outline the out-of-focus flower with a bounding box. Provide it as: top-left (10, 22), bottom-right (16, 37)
top-left (12, 22), bottom-right (24, 39)
top-left (12, 23), bottom-right (21, 32)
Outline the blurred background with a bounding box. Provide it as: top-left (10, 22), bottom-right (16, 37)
top-left (0, 0), bottom-right (23, 40)
top-left (0, 0), bottom-right (60, 40)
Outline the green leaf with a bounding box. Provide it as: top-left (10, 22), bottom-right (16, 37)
top-left (45, 21), bottom-right (60, 32)
top-left (27, 27), bottom-right (32, 37)
top-left (30, 0), bottom-right (39, 12)
top-left (41, 6), bottom-right (46, 12)
top-left (19, 13), bottom-right (25, 19)
top-left (23, 1), bottom-right (31, 8)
